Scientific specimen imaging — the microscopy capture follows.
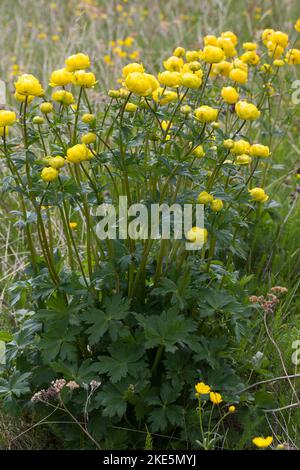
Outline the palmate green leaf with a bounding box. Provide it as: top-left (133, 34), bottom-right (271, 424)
top-left (40, 323), bottom-right (80, 363)
top-left (0, 371), bottom-right (31, 401)
top-left (96, 379), bottom-right (133, 418)
top-left (84, 294), bottom-right (131, 345)
top-left (97, 342), bottom-right (145, 383)
top-left (135, 308), bottom-right (197, 352)
top-left (147, 383), bottom-right (184, 432)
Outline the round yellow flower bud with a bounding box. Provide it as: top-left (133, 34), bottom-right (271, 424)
top-left (81, 132), bottom-right (97, 144)
top-left (203, 45), bottom-right (225, 64)
top-left (65, 53), bottom-right (90, 72)
top-left (211, 199), bottom-right (223, 212)
top-left (235, 154), bottom-right (252, 165)
top-left (125, 102), bottom-right (138, 113)
top-left (40, 102), bottom-right (54, 114)
top-left (122, 62), bottom-right (144, 78)
top-left (181, 72), bottom-right (202, 89)
top-left (192, 144), bottom-right (205, 158)
top-left (73, 71), bottom-right (97, 88)
top-left (197, 191), bottom-right (214, 204)
top-left (46, 156), bottom-right (65, 169)
top-left (82, 113), bottom-right (95, 124)
top-left (158, 71), bottom-right (182, 88)
top-left (49, 68), bottom-right (74, 87)
top-left (249, 187), bottom-right (269, 203)
top-left (0, 110), bottom-right (16, 127)
top-left (228, 405), bottom-right (236, 413)
top-left (69, 222), bottom-right (78, 230)
top-left (204, 35), bottom-right (218, 46)
top-left (186, 227), bottom-right (208, 244)
top-left (223, 139), bottom-right (234, 149)
top-left (32, 116), bottom-right (45, 125)
top-left (243, 42), bottom-right (257, 51)
top-left (15, 74), bottom-right (44, 97)
top-left (108, 89), bottom-right (120, 98)
top-left (295, 19), bottom-right (300, 33)
top-left (180, 105), bottom-right (192, 115)
top-left (173, 46), bottom-right (185, 57)
top-left (41, 167), bottom-right (59, 182)
top-left (152, 88), bottom-right (177, 105)
top-left (194, 106), bottom-right (218, 123)
top-left (235, 100), bottom-right (261, 121)
top-left (163, 56), bottom-right (184, 72)
top-left (52, 90), bottom-right (74, 106)
top-left (230, 139), bottom-right (251, 155)
top-left (221, 31), bottom-right (238, 46)
top-left (185, 50), bottom-right (199, 62)
top-left (229, 68), bottom-right (248, 84)
top-left (221, 86), bottom-right (239, 104)
top-left (66, 144), bottom-right (89, 163)
top-left (285, 49), bottom-right (300, 65)
top-left (250, 144), bottom-right (270, 158)
top-left (125, 72), bottom-right (157, 96)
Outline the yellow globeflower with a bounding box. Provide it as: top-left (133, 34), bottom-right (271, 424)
top-left (181, 72), bottom-right (202, 89)
top-left (194, 106), bottom-right (218, 123)
top-left (229, 68), bottom-right (248, 84)
top-left (40, 102), bottom-right (53, 114)
top-left (0, 110), bottom-right (16, 127)
top-left (15, 74), bottom-right (44, 96)
top-left (49, 68), bottom-right (74, 87)
top-left (46, 156), bottom-right (65, 169)
top-left (195, 382), bottom-right (210, 395)
top-left (158, 71), bottom-right (182, 88)
top-left (250, 144), bottom-right (270, 158)
top-left (65, 53), bottom-right (90, 71)
top-left (186, 227), bottom-right (208, 244)
top-left (192, 144), bottom-right (205, 158)
top-left (212, 61), bottom-right (233, 77)
top-left (69, 222), bottom-right (78, 230)
top-left (221, 31), bottom-right (238, 46)
top-left (228, 405), bottom-right (236, 413)
top-left (82, 113), bottom-right (95, 124)
top-left (221, 86), bottom-right (239, 104)
top-left (66, 144), bottom-right (89, 163)
top-left (204, 35), bottom-right (218, 46)
top-left (252, 436), bottom-right (273, 449)
top-left (210, 392), bottom-right (223, 405)
top-left (235, 154), bottom-right (252, 165)
top-left (125, 103), bottom-right (138, 112)
top-left (185, 50), bottom-right (199, 62)
top-left (217, 37), bottom-right (236, 58)
top-left (41, 167), bottom-right (59, 182)
top-left (211, 199), bottom-right (223, 212)
top-left (152, 88), bottom-right (177, 105)
top-left (243, 42), bottom-right (257, 51)
top-left (125, 72), bottom-right (157, 96)
top-left (173, 46), bottom-right (185, 57)
top-left (81, 132), bottom-right (97, 144)
top-left (197, 191), bottom-right (214, 204)
top-left (249, 187), bottom-right (269, 203)
top-left (15, 92), bottom-right (35, 103)
top-left (285, 49), bottom-right (300, 65)
top-left (231, 139), bottom-right (251, 155)
top-left (52, 90), bottom-right (74, 106)
top-left (122, 62), bottom-right (144, 78)
top-left (163, 55), bottom-right (184, 72)
top-left (262, 29), bottom-right (275, 46)
top-left (295, 19), bottom-right (300, 33)
top-left (235, 100), bottom-right (261, 120)
top-left (73, 71), bottom-right (97, 88)
top-left (203, 45), bottom-right (225, 63)
top-left (269, 31), bottom-right (289, 48)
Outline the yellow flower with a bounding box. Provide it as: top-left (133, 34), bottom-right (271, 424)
top-left (15, 74), bottom-right (44, 96)
top-left (229, 68), bottom-right (248, 84)
top-left (152, 88), bottom-right (177, 105)
top-left (66, 144), bottom-right (89, 163)
top-left (186, 227), bottom-right (208, 244)
top-left (204, 35), bottom-right (218, 46)
top-left (240, 51), bottom-right (260, 66)
top-left (69, 222), bottom-right (78, 230)
top-left (223, 139), bottom-right (234, 149)
top-left (180, 105), bottom-right (192, 115)
top-left (235, 100), bottom-right (261, 120)
top-left (82, 113), bottom-right (95, 124)
top-left (221, 86), bottom-right (239, 104)
top-left (81, 132), bottom-right (97, 144)
top-left (217, 37), bottom-right (236, 58)
top-left (269, 31), bottom-right (289, 48)
top-left (212, 61), bottom-right (233, 77)
top-left (122, 62), bottom-right (144, 78)
top-left (235, 154), bottom-right (252, 165)
top-left (52, 90), bottom-right (74, 105)
top-left (185, 50), bottom-right (199, 62)
top-left (163, 55), bottom-right (184, 72)
top-left (230, 139), bottom-right (251, 155)
top-left (173, 46), bottom-right (185, 57)
top-left (243, 42), bottom-right (257, 51)
top-left (124, 103), bottom-right (138, 113)
top-left (211, 199), bottom-right (223, 212)
top-left (49, 68), bottom-right (74, 87)
top-left (0, 110), bottom-right (16, 127)
top-left (192, 144), bottom-right (205, 158)
top-left (198, 191), bottom-right (214, 204)
top-left (15, 92), bottom-right (34, 103)
top-left (195, 382), bottom-right (211, 395)
top-left (181, 72), bottom-right (202, 88)
top-left (262, 29), bottom-right (275, 46)
top-left (250, 144), bottom-right (270, 158)
top-left (203, 45), bottom-right (225, 63)
top-left (285, 49), bottom-right (300, 65)
top-left (32, 116), bottom-right (44, 125)
top-left (221, 31), bottom-right (238, 46)
top-left (249, 187), bottom-right (269, 203)
top-left (41, 167), bottom-right (59, 182)
top-left (252, 436), bottom-right (273, 449)
top-left (273, 59), bottom-right (285, 67)
top-left (65, 53), bottom-right (90, 71)
top-left (108, 89), bottom-right (120, 99)
top-left (195, 106), bottom-right (218, 123)
top-left (158, 71), bottom-right (182, 88)
top-left (40, 102), bottom-right (53, 114)
top-left (210, 392), bottom-right (223, 405)
top-left (295, 19), bottom-right (300, 33)
top-left (46, 156), bottom-right (65, 169)
top-left (73, 71), bottom-right (97, 88)
top-left (228, 405), bottom-right (236, 413)
top-left (125, 72), bottom-right (158, 96)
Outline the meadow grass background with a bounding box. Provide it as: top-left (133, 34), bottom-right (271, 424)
top-left (0, 0), bottom-right (299, 449)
